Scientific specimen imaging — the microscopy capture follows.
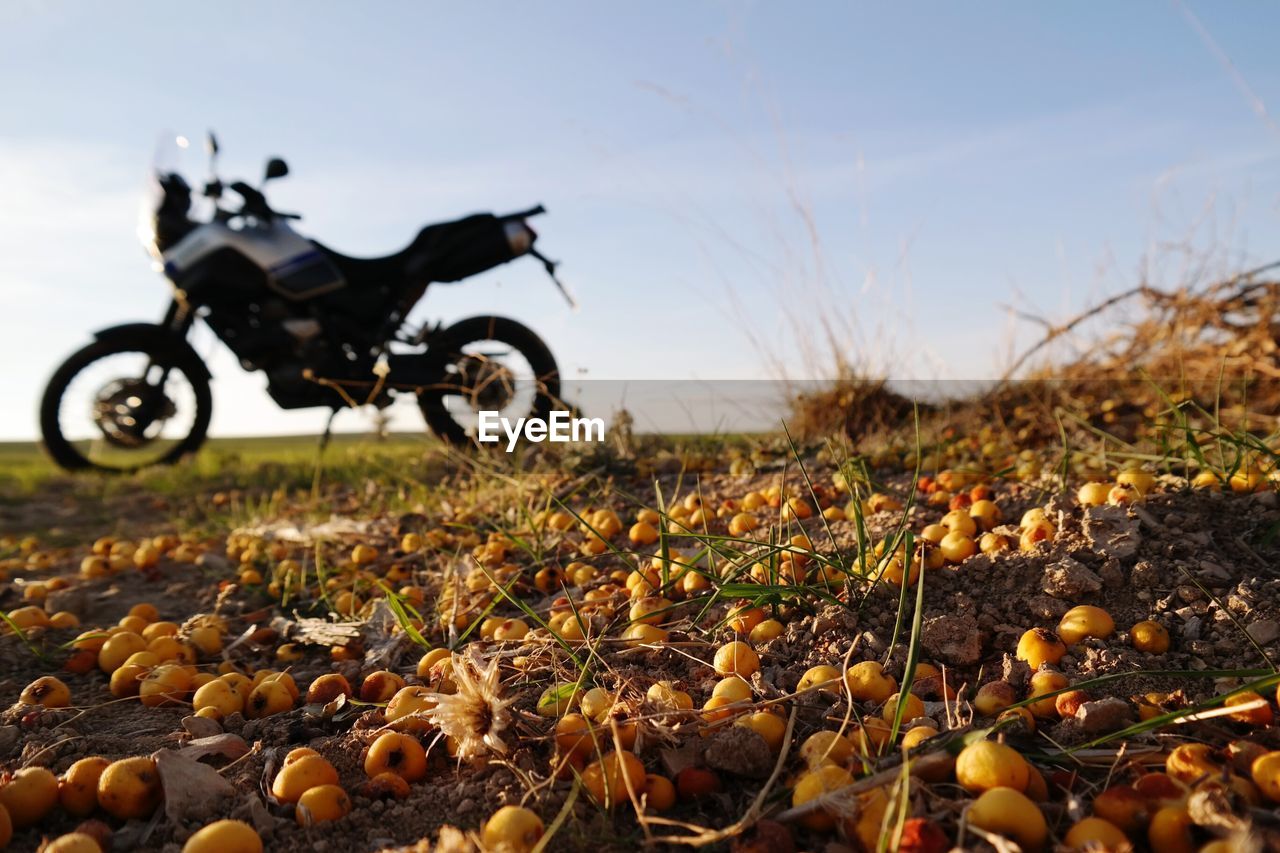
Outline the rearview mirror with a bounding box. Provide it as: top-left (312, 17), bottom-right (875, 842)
top-left (264, 157), bottom-right (289, 181)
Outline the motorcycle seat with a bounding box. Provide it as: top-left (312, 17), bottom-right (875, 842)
top-left (313, 212), bottom-right (519, 289)
top-left (311, 240), bottom-right (414, 288)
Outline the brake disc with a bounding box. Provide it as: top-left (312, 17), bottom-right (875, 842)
top-left (92, 378), bottom-right (176, 448)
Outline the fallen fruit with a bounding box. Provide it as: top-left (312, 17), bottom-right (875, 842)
top-left (1130, 619), bottom-right (1170, 654)
top-left (1057, 605), bottom-right (1115, 644)
top-left (0, 765), bottom-right (58, 828)
top-left (845, 660), bottom-right (897, 703)
top-left (296, 783), bottom-right (352, 825)
top-left (790, 764), bottom-right (853, 831)
top-left (305, 673), bottom-right (353, 705)
top-left (364, 732), bottom-right (427, 783)
top-left (1016, 628), bottom-right (1067, 670)
top-left (966, 786), bottom-right (1047, 851)
top-left (1251, 750), bottom-right (1280, 802)
top-left (955, 740), bottom-right (1029, 794)
top-left (59, 756), bottom-right (110, 817)
top-left (1165, 742), bottom-right (1218, 784)
top-left (796, 664), bottom-right (842, 694)
top-left (39, 833), bottom-right (102, 853)
top-left (271, 754), bottom-right (339, 803)
top-left (183, 818), bottom-right (263, 853)
top-left (97, 756), bottom-right (162, 820)
top-left (973, 680), bottom-right (1017, 716)
top-left (1063, 816), bottom-right (1130, 851)
top-left (482, 805), bottom-right (544, 852)
top-left (363, 771), bottom-right (411, 800)
top-left (642, 773), bottom-right (677, 812)
top-left (581, 750), bottom-right (645, 806)
top-left (359, 670), bottom-right (406, 702)
top-left (799, 730), bottom-right (855, 768)
top-left (712, 641), bottom-right (760, 678)
top-left (19, 675), bottom-right (71, 707)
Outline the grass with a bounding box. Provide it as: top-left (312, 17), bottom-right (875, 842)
top-left (7, 381), bottom-right (1280, 851)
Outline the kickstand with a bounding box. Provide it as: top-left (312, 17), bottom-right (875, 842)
top-left (530, 248), bottom-right (577, 310)
top-left (318, 408), bottom-right (339, 454)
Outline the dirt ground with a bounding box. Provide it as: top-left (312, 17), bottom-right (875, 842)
top-left (2, 445), bottom-right (1280, 852)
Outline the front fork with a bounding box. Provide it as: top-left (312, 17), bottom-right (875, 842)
top-left (146, 298), bottom-right (195, 395)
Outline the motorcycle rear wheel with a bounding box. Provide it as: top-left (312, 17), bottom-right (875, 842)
top-left (40, 338), bottom-right (212, 472)
top-left (417, 315), bottom-right (560, 446)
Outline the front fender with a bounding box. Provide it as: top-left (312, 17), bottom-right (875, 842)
top-left (92, 323), bottom-right (212, 382)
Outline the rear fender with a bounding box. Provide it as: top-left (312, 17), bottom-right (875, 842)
top-left (92, 323), bottom-right (212, 382)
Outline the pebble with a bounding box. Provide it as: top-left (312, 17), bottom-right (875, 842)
top-left (1176, 585), bottom-right (1204, 603)
top-left (1197, 561), bottom-right (1232, 583)
top-left (1042, 558), bottom-right (1103, 599)
top-left (1082, 505), bottom-right (1142, 559)
top-left (920, 614), bottom-right (982, 666)
top-left (1246, 620), bottom-right (1280, 646)
top-left (0, 726), bottom-right (20, 758)
top-left (1131, 561), bottom-right (1162, 588)
top-left (1228, 595), bottom-right (1255, 615)
top-left (1075, 697), bottom-right (1131, 734)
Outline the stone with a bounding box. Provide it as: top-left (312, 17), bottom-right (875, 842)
top-left (1042, 558), bottom-right (1103, 599)
top-left (920, 614), bottom-right (982, 666)
top-left (1246, 620), bottom-right (1280, 646)
top-left (1131, 561), bottom-right (1161, 588)
top-left (1075, 697), bottom-right (1132, 734)
top-left (1082, 505), bottom-right (1141, 560)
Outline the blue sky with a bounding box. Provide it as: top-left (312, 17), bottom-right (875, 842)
top-left (3, 2), bottom-right (1280, 438)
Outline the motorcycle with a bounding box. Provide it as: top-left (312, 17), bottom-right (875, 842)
top-left (39, 132), bottom-right (572, 471)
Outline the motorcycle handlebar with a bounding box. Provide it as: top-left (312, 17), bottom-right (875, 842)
top-left (505, 205), bottom-right (546, 220)
top-left (227, 181), bottom-right (301, 221)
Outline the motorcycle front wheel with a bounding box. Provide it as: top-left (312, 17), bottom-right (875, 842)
top-left (40, 338), bottom-right (213, 472)
top-left (417, 315), bottom-right (560, 445)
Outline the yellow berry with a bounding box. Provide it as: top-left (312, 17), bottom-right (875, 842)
top-left (19, 675), bottom-right (71, 707)
top-left (482, 805), bottom-right (544, 853)
top-left (0, 767), bottom-right (57, 828)
top-left (938, 531), bottom-right (977, 564)
top-left (712, 641), bottom-right (760, 678)
top-left (790, 764), bottom-right (853, 831)
top-left (581, 751), bottom-right (645, 807)
top-left (1064, 816), bottom-right (1129, 851)
top-left (799, 731), bottom-right (855, 768)
top-left (845, 661), bottom-right (897, 703)
top-left (1250, 751), bottom-right (1280, 802)
top-left (901, 725), bottom-right (938, 751)
top-left (955, 740), bottom-right (1029, 794)
top-left (296, 784), bottom-right (351, 825)
top-left (1057, 605), bottom-right (1115, 645)
top-left (973, 681), bottom-right (1017, 717)
top-left (966, 787), bottom-right (1047, 851)
top-left (183, 819), bottom-right (263, 853)
top-left (881, 691), bottom-right (925, 724)
top-left (797, 665), bottom-right (842, 694)
top-left (97, 756), bottom-right (162, 820)
top-left (1130, 620), bottom-right (1170, 654)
